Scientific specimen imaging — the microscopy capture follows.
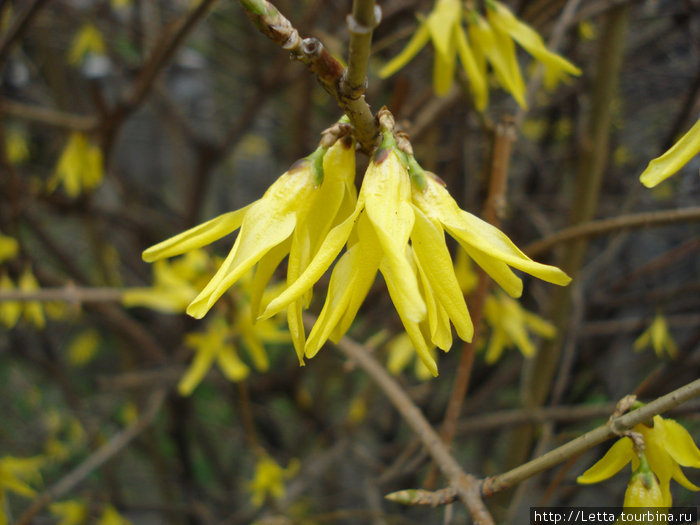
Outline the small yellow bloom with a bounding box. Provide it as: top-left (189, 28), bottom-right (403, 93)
top-left (67, 329), bottom-right (101, 367)
top-left (639, 118), bottom-right (700, 188)
top-left (482, 292), bottom-right (555, 363)
top-left (634, 313), bottom-right (677, 359)
top-left (386, 332), bottom-right (435, 381)
top-left (123, 250), bottom-right (210, 313)
top-left (485, 1), bottom-right (581, 90)
top-left (379, 0), bottom-right (487, 106)
top-left (51, 133), bottom-right (104, 198)
top-left (248, 455), bottom-right (299, 508)
top-left (0, 232), bottom-right (19, 263)
top-left (18, 268), bottom-right (45, 329)
top-left (178, 316), bottom-right (250, 396)
top-left (578, 414), bottom-right (700, 506)
top-left (97, 505), bottom-right (131, 525)
top-left (5, 127), bottom-right (30, 165)
top-left (50, 500), bottom-right (89, 525)
top-left (68, 23), bottom-right (106, 66)
top-left (144, 139), bottom-right (356, 363)
top-left (0, 455), bottom-right (43, 504)
top-left (623, 454), bottom-right (666, 509)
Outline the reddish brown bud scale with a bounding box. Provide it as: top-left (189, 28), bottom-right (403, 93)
top-left (373, 147), bottom-right (390, 164)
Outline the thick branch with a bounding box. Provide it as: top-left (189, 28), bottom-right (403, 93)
top-left (239, 0), bottom-right (379, 153)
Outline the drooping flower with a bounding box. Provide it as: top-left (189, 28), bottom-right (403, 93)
top-left (51, 133), bottom-right (104, 198)
top-left (485, 0), bottom-right (581, 90)
top-left (68, 23), bottom-right (106, 66)
top-left (623, 454), bottom-right (666, 508)
top-left (1, 268), bottom-right (46, 330)
top-left (66, 329), bottom-right (101, 367)
top-left (0, 456), bottom-right (43, 514)
top-left (482, 291), bottom-right (556, 363)
top-left (4, 127), bottom-right (30, 166)
top-left (639, 117), bottom-right (700, 188)
top-left (248, 454), bottom-right (299, 508)
top-left (143, 138), bottom-right (356, 363)
top-left (577, 414), bottom-right (700, 506)
top-left (378, 0), bottom-right (487, 105)
top-left (633, 313), bottom-right (677, 359)
top-left (97, 505), bottom-right (131, 525)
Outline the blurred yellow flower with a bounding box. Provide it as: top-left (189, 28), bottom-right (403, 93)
top-left (482, 292), bottom-right (555, 363)
top-left (144, 138), bottom-right (356, 363)
top-left (50, 500), bottom-right (89, 525)
top-left (97, 505), bottom-right (131, 525)
top-left (0, 456), bottom-right (43, 513)
top-left (5, 128), bottom-right (30, 165)
top-left (123, 250), bottom-right (210, 313)
top-left (485, 1), bottom-right (581, 90)
top-left (634, 313), bottom-right (677, 359)
top-left (51, 133), bottom-right (104, 198)
top-left (640, 118), bottom-right (700, 188)
top-left (67, 329), bottom-right (101, 367)
top-left (378, 0), bottom-right (487, 105)
top-left (0, 232), bottom-right (18, 263)
top-left (68, 23), bottom-right (106, 66)
top-left (248, 455), bottom-right (299, 508)
top-left (386, 332), bottom-right (435, 381)
top-left (578, 414), bottom-right (700, 506)
top-left (19, 268), bottom-right (45, 329)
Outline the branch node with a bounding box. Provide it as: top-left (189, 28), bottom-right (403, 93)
top-left (346, 5), bottom-right (382, 35)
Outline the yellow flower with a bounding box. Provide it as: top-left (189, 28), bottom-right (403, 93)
top-left (51, 133), bottom-right (104, 198)
top-left (634, 313), bottom-right (677, 359)
top-left (467, 11), bottom-right (527, 108)
top-left (5, 127), bottom-right (30, 165)
top-left (0, 456), bottom-right (43, 510)
top-left (623, 454), bottom-right (666, 509)
top-left (639, 117), bottom-right (700, 188)
top-left (97, 505), bottom-right (131, 525)
top-left (482, 292), bottom-right (556, 363)
top-left (378, 0), bottom-right (488, 105)
top-left (143, 138), bottom-right (356, 363)
top-left (178, 316), bottom-right (251, 396)
top-left (49, 500), bottom-right (89, 525)
top-left (67, 329), bottom-right (101, 367)
top-left (18, 268), bottom-right (45, 329)
top-left (0, 232), bottom-right (18, 263)
top-left (577, 415), bottom-right (700, 506)
top-left (123, 250), bottom-right (210, 313)
top-left (248, 455), bottom-right (299, 507)
top-left (68, 23), bottom-right (106, 66)
top-left (386, 332), bottom-right (435, 381)
top-left (485, 1), bottom-right (581, 90)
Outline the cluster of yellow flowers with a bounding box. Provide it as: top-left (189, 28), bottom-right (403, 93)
top-left (144, 112), bottom-right (570, 376)
top-left (379, 0), bottom-right (581, 108)
top-left (0, 231), bottom-right (45, 330)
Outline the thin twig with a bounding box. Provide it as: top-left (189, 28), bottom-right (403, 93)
top-left (524, 206), bottom-right (700, 258)
top-left (342, 0), bottom-right (380, 98)
top-left (14, 389), bottom-right (167, 525)
top-left (0, 0), bottom-right (50, 70)
top-left (302, 313), bottom-right (494, 524)
top-left (0, 286), bottom-right (124, 303)
top-left (0, 99), bottom-right (98, 131)
top-left (238, 0), bottom-right (379, 152)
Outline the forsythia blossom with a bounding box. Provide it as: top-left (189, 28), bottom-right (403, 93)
top-left (248, 455), bottom-right (299, 508)
top-left (633, 313), bottom-right (677, 359)
top-left (51, 133), bottom-right (104, 198)
top-left (68, 23), bottom-right (106, 66)
top-left (577, 414), bottom-right (700, 506)
top-left (623, 454), bottom-right (666, 508)
top-left (639, 117), bottom-right (700, 188)
top-left (0, 455), bottom-right (43, 524)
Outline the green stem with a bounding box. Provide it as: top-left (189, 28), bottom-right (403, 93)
top-left (343, 0), bottom-right (379, 98)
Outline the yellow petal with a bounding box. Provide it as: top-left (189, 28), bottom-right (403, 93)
top-left (142, 206), bottom-right (251, 262)
top-left (249, 236), bottom-right (291, 317)
top-left (577, 437), bottom-right (634, 484)
top-left (640, 118), bottom-right (700, 187)
top-left (216, 347), bottom-right (250, 382)
top-left (379, 22), bottom-right (431, 78)
top-left (411, 206), bottom-right (473, 342)
top-left (461, 242), bottom-right (523, 297)
top-left (177, 348), bottom-right (215, 396)
top-left (484, 328), bottom-right (507, 364)
top-left (455, 26), bottom-right (489, 110)
top-left (659, 418), bottom-right (700, 468)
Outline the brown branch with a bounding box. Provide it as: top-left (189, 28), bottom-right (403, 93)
top-left (239, 0), bottom-right (379, 153)
top-left (525, 206), bottom-right (700, 258)
top-left (0, 99), bottom-right (98, 131)
top-left (0, 0), bottom-right (50, 70)
top-left (13, 389), bottom-right (167, 525)
top-left (302, 313), bottom-right (494, 524)
top-left (0, 286), bottom-right (124, 303)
